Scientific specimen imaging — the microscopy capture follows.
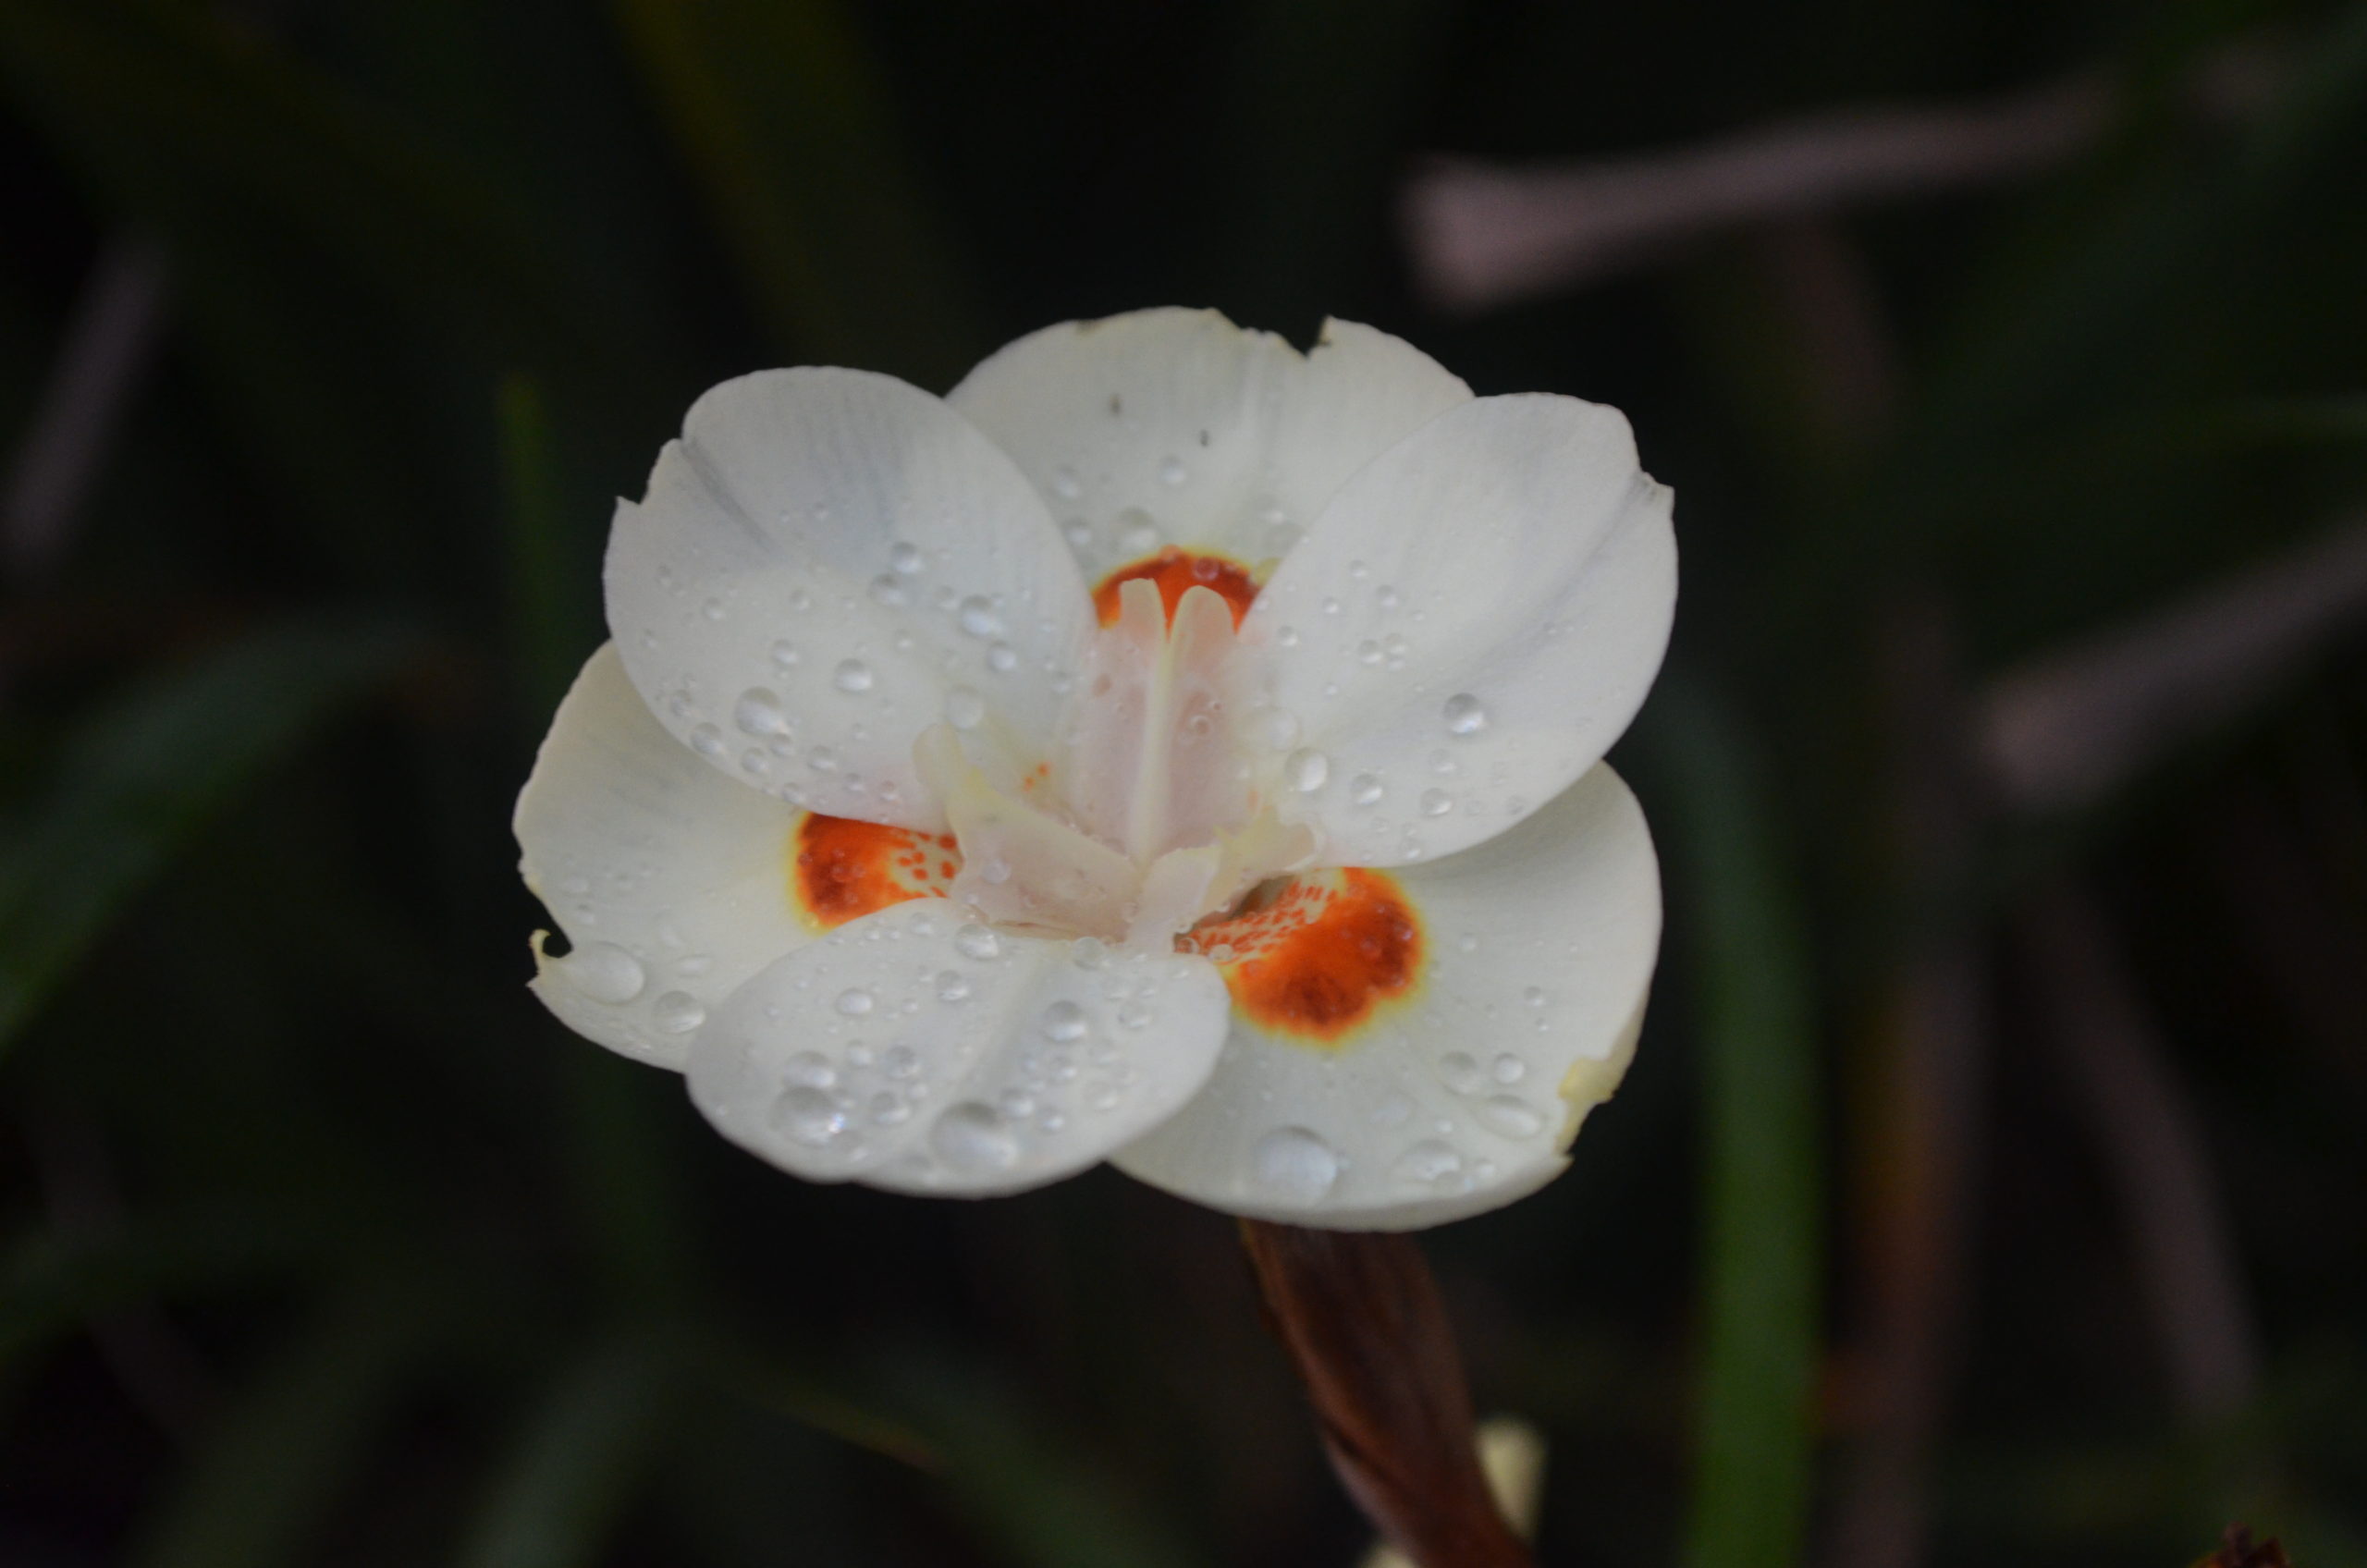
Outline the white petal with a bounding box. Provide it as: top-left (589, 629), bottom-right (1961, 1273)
top-left (1238, 394), bottom-right (1674, 867)
top-left (685, 900), bottom-right (1232, 1196)
top-left (516, 643), bottom-right (811, 1069)
top-left (1111, 763), bottom-right (1659, 1230)
top-left (947, 310), bottom-right (1471, 582)
top-left (606, 368), bottom-right (1097, 828)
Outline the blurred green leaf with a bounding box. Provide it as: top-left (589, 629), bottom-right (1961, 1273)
top-left (499, 373), bottom-right (601, 723)
top-left (612, 0), bottom-right (985, 385)
top-left (0, 0), bottom-right (637, 382)
top-left (1654, 683), bottom-right (1823, 1568)
top-left (892, 1354), bottom-right (1203, 1568)
top-left (0, 617), bottom-right (415, 1055)
top-left (129, 1281), bottom-right (433, 1568)
top-left (456, 1335), bottom-right (672, 1568)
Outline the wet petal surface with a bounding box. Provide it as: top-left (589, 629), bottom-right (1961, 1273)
top-left (1113, 764), bottom-right (1660, 1229)
top-left (686, 900), bottom-right (1231, 1194)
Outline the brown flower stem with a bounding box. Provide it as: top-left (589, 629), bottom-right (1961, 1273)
top-left (1239, 1219), bottom-right (1531, 1568)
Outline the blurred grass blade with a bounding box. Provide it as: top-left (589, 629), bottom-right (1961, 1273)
top-left (499, 373), bottom-right (600, 723)
top-left (613, 0), bottom-right (984, 385)
top-left (892, 1354), bottom-right (1203, 1568)
top-left (129, 1284), bottom-right (428, 1568)
top-left (1655, 684), bottom-right (1823, 1568)
top-left (0, 1208), bottom-right (318, 1383)
top-left (0, 0), bottom-right (628, 382)
top-left (457, 1337), bottom-right (672, 1568)
top-left (0, 617), bottom-right (415, 1055)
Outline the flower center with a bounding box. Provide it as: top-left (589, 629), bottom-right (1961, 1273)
top-left (911, 578), bottom-right (1309, 950)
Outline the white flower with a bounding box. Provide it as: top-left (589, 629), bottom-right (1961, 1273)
top-left (516, 309), bottom-right (1674, 1230)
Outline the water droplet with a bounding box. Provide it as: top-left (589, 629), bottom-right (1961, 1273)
top-left (1041, 1000), bottom-right (1089, 1043)
top-left (1492, 1053), bottom-right (1527, 1084)
top-left (1440, 1051), bottom-right (1484, 1094)
top-left (1349, 774), bottom-right (1384, 806)
top-left (806, 744), bottom-right (840, 773)
top-left (869, 1091), bottom-right (911, 1126)
top-left (1523, 986), bottom-right (1547, 1009)
top-left (651, 991), bottom-right (705, 1034)
top-left (931, 1102), bottom-right (1019, 1172)
top-left (1443, 693), bottom-right (1490, 736)
top-left (1376, 585), bottom-right (1401, 610)
top-left (1262, 710), bottom-right (1303, 751)
top-left (944, 687), bottom-right (987, 729)
top-left (1254, 1127), bottom-right (1342, 1201)
top-left (869, 573), bottom-right (908, 606)
top-left (1476, 1096), bottom-right (1545, 1138)
top-left (783, 1051), bottom-right (835, 1088)
top-left (734, 688), bottom-right (790, 737)
top-left (769, 640), bottom-right (800, 668)
top-left (1276, 625), bottom-right (1300, 648)
top-left (1355, 640), bottom-right (1383, 666)
top-left (882, 1045), bottom-right (918, 1078)
top-left (1049, 466), bottom-right (1082, 499)
top-left (1116, 508), bottom-right (1159, 555)
top-left (833, 659), bottom-right (874, 693)
top-left (835, 987), bottom-right (876, 1017)
top-left (1070, 937), bottom-right (1108, 970)
top-left (690, 724), bottom-right (725, 758)
top-left (1158, 455), bottom-right (1187, 486)
top-left (701, 597), bottom-right (727, 621)
top-left (1206, 942), bottom-right (1236, 964)
top-left (1116, 998), bottom-right (1153, 1029)
top-left (1391, 1140), bottom-right (1465, 1189)
top-left (1419, 788), bottom-right (1453, 817)
top-left (556, 942), bottom-right (644, 1004)
top-left (1084, 1080), bottom-right (1123, 1112)
top-left (935, 971), bottom-right (971, 1003)
top-left (1373, 1094), bottom-right (1415, 1128)
top-left (1063, 519), bottom-right (1094, 549)
top-left (955, 924), bottom-right (1001, 961)
top-left (1456, 932), bottom-right (1481, 953)
top-left (957, 596), bottom-right (1004, 638)
top-left (889, 541), bottom-right (926, 574)
top-left (986, 643), bottom-right (1018, 673)
top-left (1286, 748), bottom-right (1331, 792)
top-left (771, 1086), bottom-right (847, 1145)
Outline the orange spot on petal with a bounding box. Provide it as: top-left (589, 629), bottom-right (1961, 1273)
top-left (791, 815), bottom-right (954, 930)
top-left (1190, 868), bottom-right (1423, 1047)
top-left (1093, 547), bottom-right (1259, 628)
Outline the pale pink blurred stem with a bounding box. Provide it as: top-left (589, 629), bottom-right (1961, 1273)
top-left (3, 237), bottom-right (170, 585)
top-left (2021, 884), bottom-right (2261, 1419)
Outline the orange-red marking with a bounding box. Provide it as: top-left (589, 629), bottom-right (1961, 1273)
top-left (1184, 868), bottom-right (1424, 1046)
top-left (791, 815), bottom-right (956, 930)
top-left (1093, 547), bottom-right (1260, 629)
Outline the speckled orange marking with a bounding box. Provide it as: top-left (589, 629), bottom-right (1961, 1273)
top-left (791, 815), bottom-right (955, 930)
top-left (1184, 868), bottom-right (1423, 1047)
top-left (1093, 547), bottom-right (1260, 628)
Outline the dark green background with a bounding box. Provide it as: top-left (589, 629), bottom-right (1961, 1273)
top-left (3, 2), bottom-right (2364, 1565)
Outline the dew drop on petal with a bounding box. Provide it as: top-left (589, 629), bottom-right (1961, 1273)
top-left (1391, 1140), bottom-right (1465, 1189)
top-left (1443, 693), bottom-right (1490, 736)
top-left (889, 541), bottom-right (926, 575)
top-left (769, 639), bottom-right (800, 669)
top-left (868, 573), bottom-right (908, 606)
top-left (835, 987), bottom-right (875, 1017)
top-left (783, 1051), bottom-right (835, 1088)
top-left (1049, 466), bottom-right (1082, 499)
top-left (1285, 748), bottom-right (1331, 793)
top-left (1117, 508), bottom-right (1159, 555)
top-left (957, 596), bottom-right (1004, 638)
top-left (931, 1102), bottom-right (1019, 1172)
top-left (689, 724), bottom-right (725, 758)
top-left (934, 971), bottom-right (971, 1003)
top-left (1439, 1051), bottom-right (1484, 1095)
top-left (1040, 1000), bottom-right (1089, 1043)
top-left (771, 1085), bottom-right (848, 1146)
top-left (555, 942), bottom-right (644, 1004)
top-left (734, 688), bottom-right (790, 737)
top-left (1419, 788), bottom-right (1453, 817)
top-left (1254, 1127), bottom-right (1341, 1202)
top-left (1476, 1096), bottom-right (1546, 1138)
top-left (833, 659), bottom-right (874, 693)
top-left (1159, 456), bottom-right (1187, 486)
top-left (651, 991), bottom-right (705, 1035)
top-left (944, 686), bottom-right (987, 729)
top-left (1349, 774), bottom-right (1384, 806)
top-left (954, 924), bottom-right (1001, 961)
top-left (986, 643), bottom-right (1019, 673)
top-left (1492, 1053), bottom-right (1527, 1084)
